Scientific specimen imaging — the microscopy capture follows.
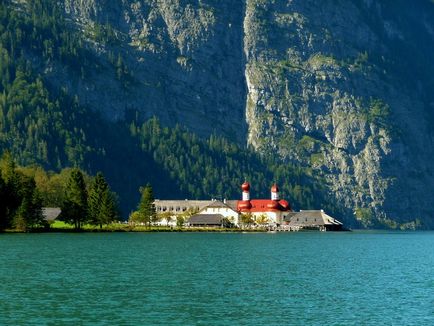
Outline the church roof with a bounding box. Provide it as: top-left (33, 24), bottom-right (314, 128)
top-left (237, 199), bottom-right (291, 212)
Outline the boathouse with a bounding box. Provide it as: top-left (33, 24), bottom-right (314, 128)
top-left (284, 210), bottom-right (344, 231)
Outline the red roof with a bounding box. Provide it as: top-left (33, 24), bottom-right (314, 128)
top-left (279, 200), bottom-right (290, 209)
top-left (237, 199), bottom-right (291, 212)
top-left (238, 200), bottom-right (252, 210)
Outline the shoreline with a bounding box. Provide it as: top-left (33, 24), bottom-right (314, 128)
top-left (1, 226), bottom-right (268, 233)
top-left (1, 227), bottom-right (353, 233)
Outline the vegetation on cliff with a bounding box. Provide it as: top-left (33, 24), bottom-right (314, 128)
top-left (0, 0), bottom-right (331, 224)
top-left (1, 0), bottom-right (433, 228)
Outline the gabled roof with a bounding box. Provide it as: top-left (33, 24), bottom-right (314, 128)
top-left (285, 210), bottom-right (342, 226)
top-left (153, 200), bottom-right (213, 210)
top-left (42, 207), bottom-right (61, 221)
top-left (224, 200), bottom-right (238, 211)
top-left (283, 212), bottom-right (298, 221)
top-left (206, 200), bottom-right (232, 208)
top-left (188, 214), bottom-right (224, 225)
top-left (199, 200), bottom-right (238, 214)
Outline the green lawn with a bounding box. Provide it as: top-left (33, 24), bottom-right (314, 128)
top-left (46, 221), bottom-right (264, 232)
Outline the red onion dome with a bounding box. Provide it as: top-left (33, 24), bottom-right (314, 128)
top-left (271, 184), bottom-right (279, 193)
top-left (238, 201), bottom-right (252, 210)
top-left (241, 182), bottom-right (250, 192)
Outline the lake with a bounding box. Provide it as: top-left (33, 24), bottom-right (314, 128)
top-left (1, 231), bottom-right (434, 325)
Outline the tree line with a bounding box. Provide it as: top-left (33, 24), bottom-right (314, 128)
top-left (128, 184), bottom-right (200, 228)
top-left (0, 0), bottom-right (347, 224)
top-left (0, 151), bottom-right (119, 231)
top-left (0, 151), bottom-right (45, 230)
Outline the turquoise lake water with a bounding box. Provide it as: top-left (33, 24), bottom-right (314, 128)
top-left (1, 231), bottom-right (434, 325)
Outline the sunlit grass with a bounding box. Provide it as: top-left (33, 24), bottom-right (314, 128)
top-left (45, 221), bottom-right (262, 232)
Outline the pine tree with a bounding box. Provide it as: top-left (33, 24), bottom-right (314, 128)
top-left (0, 151), bottom-right (20, 228)
top-left (99, 190), bottom-right (118, 225)
top-left (138, 184), bottom-right (156, 227)
top-left (14, 175), bottom-right (43, 231)
top-left (0, 152), bottom-right (44, 230)
top-left (88, 172), bottom-right (118, 228)
top-left (59, 168), bottom-right (88, 230)
top-left (0, 174), bottom-right (7, 230)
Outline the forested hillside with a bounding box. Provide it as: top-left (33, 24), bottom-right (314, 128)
top-left (1, 0), bottom-right (433, 228)
top-left (0, 0), bottom-right (330, 223)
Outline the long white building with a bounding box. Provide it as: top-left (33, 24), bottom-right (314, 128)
top-left (154, 182), bottom-right (344, 230)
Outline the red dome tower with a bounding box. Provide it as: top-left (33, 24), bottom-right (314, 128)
top-left (238, 181), bottom-right (252, 211)
top-left (241, 182), bottom-right (250, 195)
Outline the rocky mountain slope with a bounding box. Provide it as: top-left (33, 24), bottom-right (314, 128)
top-left (53, 0), bottom-right (248, 141)
top-left (4, 0), bottom-right (434, 227)
top-left (243, 0), bottom-right (434, 226)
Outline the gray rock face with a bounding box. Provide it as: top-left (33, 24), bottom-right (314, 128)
top-left (32, 0), bottom-right (434, 225)
top-left (243, 0), bottom-right (434, 226)
top-left (59, 0), bottom-right (247, 141)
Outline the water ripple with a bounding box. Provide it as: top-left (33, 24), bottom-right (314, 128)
top-left (1, 232), bottom-right (434, 325)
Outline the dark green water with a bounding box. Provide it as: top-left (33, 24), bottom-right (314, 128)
top-left (1, 232), bottom-right (434, 325)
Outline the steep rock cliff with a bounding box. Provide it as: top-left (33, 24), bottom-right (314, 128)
top-left (8, 0), bottom-right (434, 226)
top-left (55, 0), bottom-right (247, 141)
top-left (244, 0), bottom-right (434, 226)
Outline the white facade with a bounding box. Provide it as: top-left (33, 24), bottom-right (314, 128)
top-left (249, 211), bottom-right (291, 225)
top-left (153, 200), bottom-right (240, 227)
top-left (198, 202), bottom-right (239, 226)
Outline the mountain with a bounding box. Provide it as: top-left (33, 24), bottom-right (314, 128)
top-left (244, 0), bottom-right (434, 227)
top-left (1, 0), bottom-right (434, 228)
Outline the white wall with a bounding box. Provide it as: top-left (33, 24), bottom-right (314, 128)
top-left (200, 207), bottom-right (239, 225)
top-left (251, 211), bottom-right (284, 225)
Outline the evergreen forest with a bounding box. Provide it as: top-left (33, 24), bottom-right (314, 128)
top-left (0, 0), bottom-right (347, 226)
top-left (0, 151), bottom-right (119, 231)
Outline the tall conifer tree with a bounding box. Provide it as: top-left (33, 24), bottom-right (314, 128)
top-left (88, 172), bottom-right (118, 228)
top-left (0, 151), bottom-right (20, 228)
top-left (138, 184), bottom-right (156, 227)
top-left (0, 174), bottom-right (7, 230)
top-left (14, 176), bottom-right (43, 231)
top-left (59, 168), bottom-right (88, 230)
